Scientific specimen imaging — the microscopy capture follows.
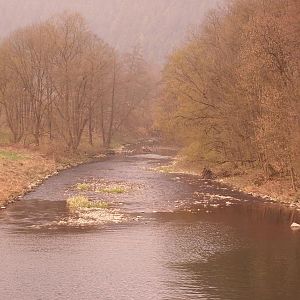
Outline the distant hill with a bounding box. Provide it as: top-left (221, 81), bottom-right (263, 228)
top-left (0, 0), bottom-right (222, 63)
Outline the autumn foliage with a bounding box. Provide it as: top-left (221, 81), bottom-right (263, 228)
top-left (0, 13), bottom-right (155, 151)
top-left (159, 0), bottom-right (300, 190)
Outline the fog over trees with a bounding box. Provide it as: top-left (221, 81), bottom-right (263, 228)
top-left (0, 0), bottom-right (221, 151)
top-left (0, 0), bottom-right (221, 63)
top-left (0, 13), bottom-right (155, 150)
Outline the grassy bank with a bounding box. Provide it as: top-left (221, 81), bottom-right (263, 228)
top-left (0, 146), bottom-right (103, 207)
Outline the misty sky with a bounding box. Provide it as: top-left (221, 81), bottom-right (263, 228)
top-left (0, 0), bottom-right (221, 63)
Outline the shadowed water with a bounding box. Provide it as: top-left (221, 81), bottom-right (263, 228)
top-left (0, 154), bottom-right (300, 300)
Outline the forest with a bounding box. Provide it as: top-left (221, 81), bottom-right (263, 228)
top-left (158, 0), bottom-right (300, 192)
top-left (0, 0), bottom-right (299, 193)
top-left (1, 1), bottom-right (300, 298)
top-left (0, 13), bottom-right (155, 151)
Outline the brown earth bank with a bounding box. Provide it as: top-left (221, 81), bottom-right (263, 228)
top-left (158, 156), bottom-right (300, 208)
top-left (0, 146), bottom-right (105, 208)
top-left (218, 174), bottom-right (299, 207)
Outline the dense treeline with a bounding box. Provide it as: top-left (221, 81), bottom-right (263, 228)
top-left (159, 0), bottom-right (299, 190)
top-left (0, 13), bottom-right (155, 150)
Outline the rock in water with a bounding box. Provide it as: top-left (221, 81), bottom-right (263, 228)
top-left (290, 222), bottom-right (300, 229)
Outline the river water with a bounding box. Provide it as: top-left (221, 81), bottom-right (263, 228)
top-left (0, 154), bottom-right (300, 300)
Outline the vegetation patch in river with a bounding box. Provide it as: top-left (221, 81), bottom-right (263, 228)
top-left (61, 179), bottom-right (146, 227)
top-left (76, 183), bottom-right (92, 191)
top-left (50, 195), bottom-right (127, 228)
top-left (67, 195), bottom-right (110, 210)
top-left (57, 209), bottom-right (126, 227)
top-left (72, 179), bottom-right (140, 196)
top-left (96, 186), bottom-right (127, 194)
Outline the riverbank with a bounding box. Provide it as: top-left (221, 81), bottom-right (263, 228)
top-left (0, 146), bottom-right (104, 208)
top-left (1, 152), bottom-right (300, 300)
top-left (218, 173), bottom-right (299, 206)
top-left (157, 157), bottom-right (300, 207)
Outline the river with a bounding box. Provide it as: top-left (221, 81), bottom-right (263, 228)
top-left (0, 154), bottom-right (300, 300)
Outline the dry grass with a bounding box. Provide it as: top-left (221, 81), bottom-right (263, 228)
top-left (0, 145), bottom-right (99, 206)
top-left (0, 136), bottom-right (107, 207)
top-left (0, 146), bottom-right (58, 206)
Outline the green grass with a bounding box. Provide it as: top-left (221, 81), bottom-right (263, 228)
top-left (67, 195), bottom-right (109, 210)
top-left (96, 186), bottom-right (126, 194)
top-left (0, 150), bottom-right (25, 161)
top-left (76, 182), bottom-right (92, 191)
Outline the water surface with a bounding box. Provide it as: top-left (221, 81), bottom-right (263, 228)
top-left (0, 155), bottom-right (300, 300)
